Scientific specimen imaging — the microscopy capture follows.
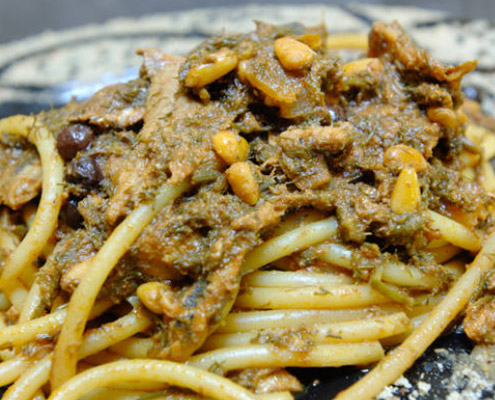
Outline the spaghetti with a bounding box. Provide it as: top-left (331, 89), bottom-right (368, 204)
top-left (0, 20), bottom-right (495, 400)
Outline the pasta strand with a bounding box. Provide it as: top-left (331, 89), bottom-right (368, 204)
top-left (48, 359), bottom-right (258, 400)
top-left (110, 337), bottom-right (154, 359)
top-left (326, 33), bottom-right (368, 50)
top-left (189, 342), bottom-right (384, 372)
top-left (3, 355), bottom-right (51, 400)
top-left (235, 284), bottom-right (389, 309)
top-left (318, 242), bottom-right (443, 288)
top-left (51, 182), bottom-right (189, 388)
top-left (217, 308), bottom-right (395, 333)
top-left (201, 312), bottom-right (411, 350)
top-left (242, 270), bottom-right (353, 287)
top-left (18, 280), bottom-right (43, 323)
top-left (0, 356), bottom-right (29, 387)
top-left (0, 300), bottom-right (112, 350)
top-left (0, 115), bottom-right (64, 288)
top-left (427, 210), bottom-right (481, 252)
top-left (242, 218), bottom-right (338, 274)
top-left (335, 231), bottom-right (495, 400)
top-left (4, 308), bottom-right (152, 400)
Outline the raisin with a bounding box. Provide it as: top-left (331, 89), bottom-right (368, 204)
top-left (56, 124), bottom-right (95, 160)
top-left (63, 198), bottom-right (83, 229)
top-left (68, 156), bottom-right (103, 185)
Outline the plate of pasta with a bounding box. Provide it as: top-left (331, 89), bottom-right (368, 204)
top-left (1, 4), bottom-right (495, 400)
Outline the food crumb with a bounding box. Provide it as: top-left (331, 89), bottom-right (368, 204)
top-left (375, 342), bottom-right (495, 399)
top-left (377, 385), bottom-right (399, 400)
top-left (417, 381), bottom-right (431, 395)
top-left (446, 392), bottom-right (462, 400)
top-left (434, 348), bottom-right (448, 356)
top-left (395, 376), bottom-right (412, 389)
top-left (377, 375), bottom-right (412, 399)
top-left (445, 350), bottom-right (495, 400)
top-left (437, 362), bottom-right (444, 372)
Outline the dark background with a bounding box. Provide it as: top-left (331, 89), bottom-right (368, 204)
top-left (0, 0), bottom-right (494, 44)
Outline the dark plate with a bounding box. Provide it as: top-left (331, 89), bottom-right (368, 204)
top-left (1, 5), bottom-right (494, 399)
top-left (293, 331), bottom-right (495, 399)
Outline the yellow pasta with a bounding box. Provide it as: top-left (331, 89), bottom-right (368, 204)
top-left (0, 300), bottom-right (112, 350)
top-left (52, 182), bottom-right (189, 388)
top-left (50, 360), bottom-right (258, 400)
top-left (242, 218), bottom-right (339, 274)
top-left (0, 19), bottom-right (493, 400)
top-left (242, 270), bottom-right (353, 287)
top-left (201, 312), bottom-right (410, 350)
top-left (4, 308), bottom-right (152, 400)
top-left (317, 242), bottom-right (440, 288)
top-left (335, 231), bottom-right (495, 400)
top-left (217, 308), bottom-right (399, 333)
top-left (326, 33), bottom-right (368, 50)
top-left (0, 116), bottom-right (64, 288)
top-left (426, 210), bottom-right (481, 251)
top-left (189, 342), bottom-right (384, 372)
top-left (235, 285), bottom-right (390, 309)
top-left (0, 356), bottom-right (30, 387)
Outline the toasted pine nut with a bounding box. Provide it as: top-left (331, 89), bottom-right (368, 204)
top-left (274, 37), bottom-right (314, 71)
top-left (212, 131), bottom-right (250, 165)
top-left (343, 58), bottom-right (382, 77)
top-left (185, 48), bottom-right (238, 88)
top-left (225, 162), bottom-right (259, 205)
top-left (137, 282), bottom-right (164, 314)
top-left (390, 167), bottom-right (421, 214)
top-left (426, 107), bottom-right (458, 129)
top-left (60, 258), bottom-right (92, 292)
top-left (137, 282), bottom-right (180, 317)
top-left (296, 33), bottom-right (323, 50)
top-left (384, 145), bottom-right (427, 173)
